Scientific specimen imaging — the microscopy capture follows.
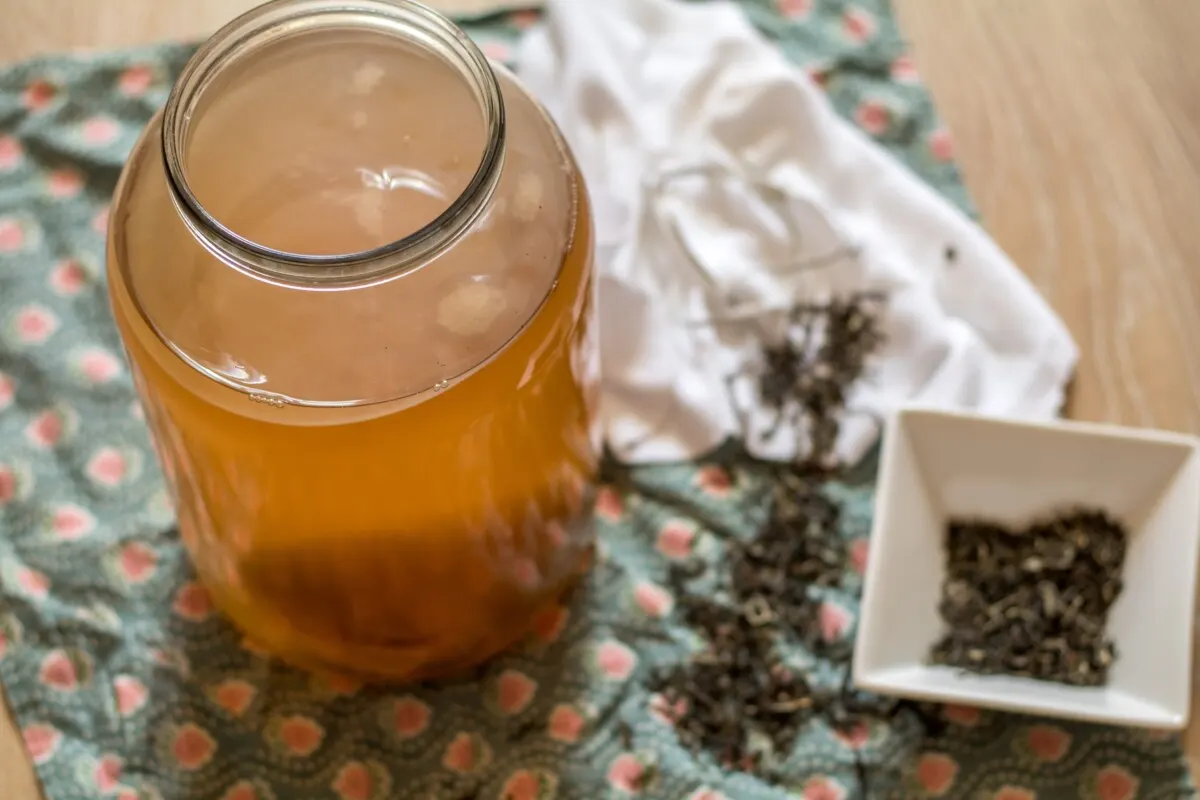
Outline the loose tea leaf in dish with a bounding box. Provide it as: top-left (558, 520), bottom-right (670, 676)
top-left (929, 507), bottom-right (1128, 687)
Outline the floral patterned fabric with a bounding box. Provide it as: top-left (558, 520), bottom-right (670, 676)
top-left (0, 2), bottom-right (1192, 799)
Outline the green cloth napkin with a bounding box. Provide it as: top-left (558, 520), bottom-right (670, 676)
top-left (0, 3), bottom-right (1193, 799)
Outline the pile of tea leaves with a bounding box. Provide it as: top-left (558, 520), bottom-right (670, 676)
top-left (612, 289), bottom-right (909, 784)
top-left (931, 508), bottom-right (1127, 687)
top-left (648, 468), bottom-right (850, 777)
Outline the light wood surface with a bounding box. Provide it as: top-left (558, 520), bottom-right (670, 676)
top-left (4, 0), bottom-right (1200, 796)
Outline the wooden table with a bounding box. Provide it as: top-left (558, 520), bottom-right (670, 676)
top-left (3, 0), bottom-right (1200, 795)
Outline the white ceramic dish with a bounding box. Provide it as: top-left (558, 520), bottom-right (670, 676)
top-left (853, 406), bottom-right (1200, 729)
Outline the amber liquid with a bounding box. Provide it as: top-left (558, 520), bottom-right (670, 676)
top-left (107, 35), bottom-right (598, 680)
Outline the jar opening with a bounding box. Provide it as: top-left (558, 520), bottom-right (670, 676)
top-left (162, 0), bottom-right (506, 287)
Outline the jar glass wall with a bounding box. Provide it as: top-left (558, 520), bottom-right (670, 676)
top-left (106, 0), bottom-right (598, 681)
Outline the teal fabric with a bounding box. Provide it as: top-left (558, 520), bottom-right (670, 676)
top-left (0, 3), bottom-right (1192, 799)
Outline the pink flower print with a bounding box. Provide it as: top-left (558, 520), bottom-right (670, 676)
top-left (0, 136), bottom-right (21, 170)
top-left (0, 217), bottom-right (26, 252)
top-left (891, 55), bottom-right (920, 83)
top-left (172, 723), bottom-right (217, 771)
top-left (25, 409), bottom-right (63, 448)
top-left (1027, 725), bottom-right (1070, 763)
top-left (500, 769), bottom-right (554, 800)
top-left (915, 753), bottom-right (958, 796)
top-left (17, 567), bottom-right (50, 599)
top-left (39, 649), bottom-right (79, 691)
top-left (694, 464), bottom-right (733, 497)
top-left (442, 732), bottom-right (489, 773)
top-left (818, 601), bottom-right (851, 642)
top-left (173, 581), bottom-right (213, 622)
top-left (547, 705), bottom-right (585, 743)
top-left (633, 582), bottom-right (673, 618)
top-left (221, 782), bottom-right (261, 800)
top-left (14, 304), bottom-right (59, 343)
top-left (803, 776), bottom-right (847, 800)
top-left (0, 371), bottom-right (13, 409)
top-left (656, 520), bottom-right (694, 560)
top-left (51, 503), bottom-right (95, 540)
top-left (842, 7), bottom-right (877, 42)
top-left (1095, 765), bottom-right (1139, 800)
top-left (531, 604), bottom-right (569, 644)
top-left (95, 754), bottom-right (122, 792)
top-left (834, 721), bottom-right (870, 749)
top-left (496, 669), bottom-right (538, 715)
top-left (595, 485), bottom-right (623, 522)
top-left (89, 447), bottom-right (132, 487)
top-left (777, 0), bottom-right (812, 20)
top-left (92, 206), bottom-right (110, 234)
top-left (118, 541), bottom-right (157, 583)
top-left (117, 789), bottom-right (141, 800)
top-left (279, 715), bottom-right (324, 756)
top-left (848, 538), bottom-right (869, 575)
top-left (119, 64), bottom-right (154, 96)
top-left (929, 128), bottom-right (955, 163)
top-left (47, 167), bottom-right (84, 198)
top-left (688, 790), bottom-right (729, 800)
top-left (0, 464), bottom-right (15, 506)
top-left (481, 41), bottom-right (512, 63)
top-left (332, 761), bottom-right (373, 800)
top-left (648, 693), bottom-right (688, 725)
top-left (509, 9), bottom-right (540, 28)
top-left (993, 788), bottom-right (1036, 800)
top-left (22, 79), bottom-right (56, 111)
top-left (854, 101), bottom-right (891, 137)
top-left (78, 347), bottom-right (122, 383)
top-left (942, 703), bottom-right (981, 727)
top-left (595, 640), bottom-right (638, 681)
top-left (607, 753), bottom-right (645, 793)
top-left (113, 675), bottom-right (148, 716)
top-left (22, 723), bottom-right (62, 764)
top-left (212, 679), bottom-right (256, 717)
top-left (50, 258), bottom-right (88, 295)
top-left (81, 116), bottom-right (120, 146)
top-left (392, 696), bottom-right (431, 739)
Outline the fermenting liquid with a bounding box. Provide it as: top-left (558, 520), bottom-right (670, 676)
top-left (107, 15), bottom-right (598, 680)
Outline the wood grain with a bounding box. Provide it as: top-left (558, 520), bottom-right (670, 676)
top-left (3, 0), bottom-right (1200, 795)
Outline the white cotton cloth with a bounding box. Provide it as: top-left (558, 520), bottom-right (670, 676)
top-left (517, 0), bottom-right (1078, 463)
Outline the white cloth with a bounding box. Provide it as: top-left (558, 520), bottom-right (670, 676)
top-left (517, 0), bottom-right (1079, 463)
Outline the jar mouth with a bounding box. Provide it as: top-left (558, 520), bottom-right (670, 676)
top-left (161, 0), bottom-right (507, 288)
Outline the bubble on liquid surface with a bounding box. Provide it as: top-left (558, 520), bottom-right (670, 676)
top-left (513, 172), bottom-right (543, 223)
top-left (438, 275), bottom-right (508, 337)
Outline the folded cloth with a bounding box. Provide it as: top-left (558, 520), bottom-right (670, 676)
top-left (519, 0), bottom-right (1079, 464)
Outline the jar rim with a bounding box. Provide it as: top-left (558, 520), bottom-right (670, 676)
top-left (160, 0), bottom-right (507, 289)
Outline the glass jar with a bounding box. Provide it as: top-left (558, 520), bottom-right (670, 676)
top-left (105, 0), bottom-right (598, 681)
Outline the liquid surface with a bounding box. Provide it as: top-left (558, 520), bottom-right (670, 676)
top-left (186, 32), bottom-right (485, 255)
top-left (108, 27), bottom-right (598, 679)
